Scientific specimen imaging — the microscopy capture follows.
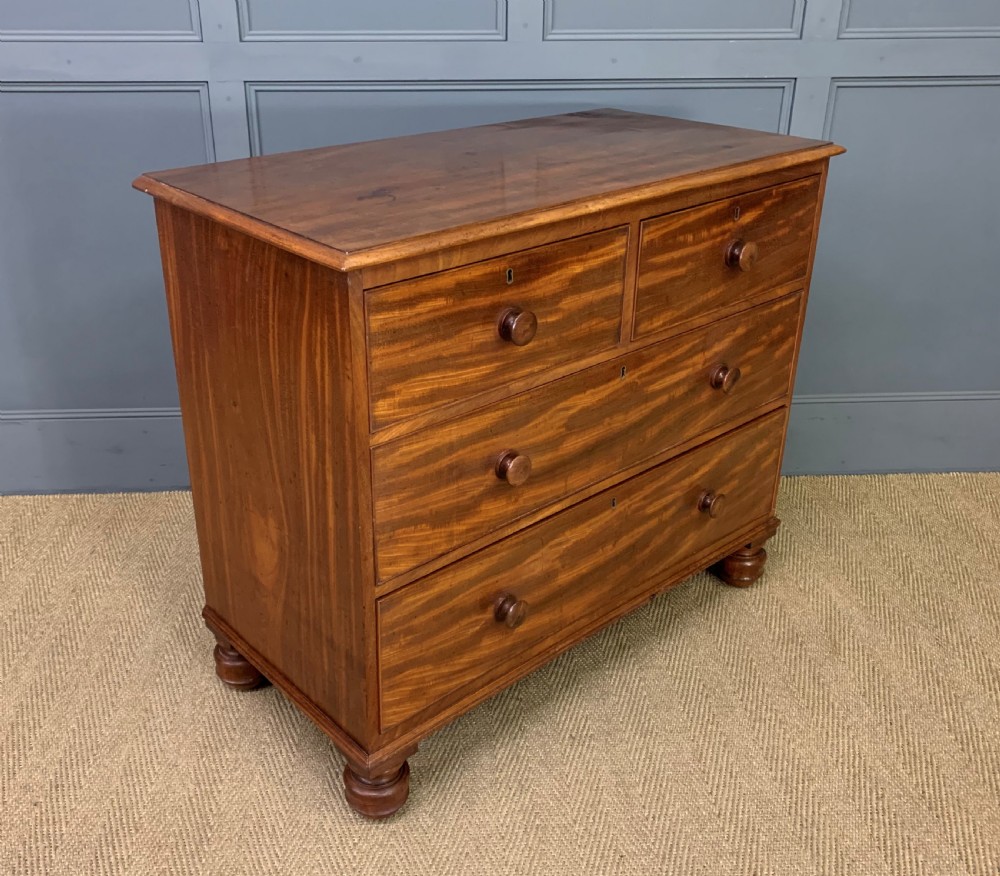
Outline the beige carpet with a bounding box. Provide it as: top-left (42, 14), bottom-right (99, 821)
top-left (2, 475), bottom-right (999, 876)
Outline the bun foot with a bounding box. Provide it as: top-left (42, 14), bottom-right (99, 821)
top-left (212, 634), bottom-right (266, 690)
top-left (713, 545), bottom-right (768, 587)
top-left (711, 517), bottom-right (779, 588)
top-left (344, 761), bottom-right (410, 819)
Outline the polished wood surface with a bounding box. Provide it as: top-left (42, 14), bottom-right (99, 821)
top-left (357, 159), bottom-right (833, 291)
top-left (140, 111), bottom-right (841, 818)
top-left (372, 293), bottom-right (800, 581)
top-left (211, 631), bottom-right (266, 691)
top-left (135, 109), bottom-right (842, 271)
top-left (635, 175), bottom-right (820, 337)
top-left (155, 203), bottom-right (375, 744)
top-left (711, 517), bottom-right (782, 587)
top-left (343, 762), bottom-right (411, 820)
top-left (378, 410), bottom-right (785, 729)
top-left (366, 227), bottom-right (626, 429)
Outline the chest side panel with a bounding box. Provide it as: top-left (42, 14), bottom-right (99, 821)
top-left (154, 202), bottom-right (374, 745)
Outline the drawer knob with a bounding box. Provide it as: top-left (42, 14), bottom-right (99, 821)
top-left (710, 364), bottom-right (742, 394)
top-left (494, 594), bottom-right (528, 629)
top-left (698, 490), bottom-right (726, 519)
top-left (496, 451), bottom-right (532, 486)
top-left (498, 307), bottom-right (538, 346)
top-left (725, 239), bottom-right (759, 272)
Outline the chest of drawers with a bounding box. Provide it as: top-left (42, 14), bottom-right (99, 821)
top-left (135, 109), bottom-right (842, 818)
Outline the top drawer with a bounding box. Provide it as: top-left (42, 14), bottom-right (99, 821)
top-left (366, 228), bottom-right (628, 429)
top-left (634, 175), bottom-right (820, 338)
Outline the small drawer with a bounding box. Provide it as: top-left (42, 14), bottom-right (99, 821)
top-left (634, 175), bottom-right (820, 338)
top-left (372, 293), bottom-right (800, 582)
top-left (366, 228), bottom-right (627, 429)
top-left (377, 409), bottom-right (786, 729)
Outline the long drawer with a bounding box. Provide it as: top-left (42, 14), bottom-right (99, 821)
top-left (366, 227), bottom-right (627, 429)
top-left (634, 175), bottom-right (819, 338)
top-left (372, 293), bottom-right (800, 581)
top-left (377, 409), bottom-right (786, 730)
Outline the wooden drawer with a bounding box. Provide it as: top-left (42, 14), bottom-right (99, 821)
top-left (372, 293), bottom-right (800, 581)
top-left (378, 409), bottom-right (786, 729)
top-left (366, 228), bottom-right (627, 429)
top-left (634, 175), bottom-right (819, 338)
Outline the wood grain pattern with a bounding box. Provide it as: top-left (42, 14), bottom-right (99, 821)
top-left (155, 202), bottom-right (375, 746)
top-left (357, 158), bottom-right (827, 290)
top-left (358, 159), bottom-right (832, 290)
top-left (211, 630), bottom-right (267, 691)
top-left (635, 175), bottom-right (820, 337)
top-left (139, 112), bottom-right (842, 815)
top-left (134, 109), bottom-right (843, 271)
top-left (372, 293), bottom-right (801, 581)
top-left (366, 227), bottom-right (626, 429)
top-left (377, 410), bottom-right (786, 730)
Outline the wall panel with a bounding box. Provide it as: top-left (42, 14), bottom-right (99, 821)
top-left (237, 0), bottom-right (505, 41)
top-left (798, 78), bottom-right (1000, 396)
top-left (0, 84), bottom-right (213, 413)
top-left (1, 0), bottom-right (999, 489)
top-left (0, 0), bottom-right (201, 41)
top-left (543, 0), bottom-right (804, 39)
top-left (840, 0), bottom-right (1000, 39)
top-left (248, 80), bottom-right (793, 155)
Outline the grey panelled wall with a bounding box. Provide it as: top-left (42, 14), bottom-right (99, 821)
top-left (0, 0), bottom-right (998, 492)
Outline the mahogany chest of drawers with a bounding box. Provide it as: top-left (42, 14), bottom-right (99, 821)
top-left (135, 109), bottom-right (843, 818)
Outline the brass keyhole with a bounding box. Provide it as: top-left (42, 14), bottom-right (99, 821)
top-left (506, 268), bottom-right (514, 285)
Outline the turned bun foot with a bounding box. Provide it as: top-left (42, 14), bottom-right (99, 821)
top-left (713, 545), bottom-right (768, 587)
top-left (212, 635), bottom-right (266, 690)
top-left (344, 761), bottom-right (410, 819)
top-left (711, 518), bottom-right (779, 588)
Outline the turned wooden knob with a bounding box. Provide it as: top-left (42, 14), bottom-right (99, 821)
top-left (498, 307), bottom-right (538, 346)
top-left (496, 450), bottom-right (532, 486)
top-left (494, 594), bottom-right (528, 628)
top-left (710, 364), bottom-right (742, 394)
top-left (725, 239), bottom-right (758, 272)
top-left (698, 490), bottom-right (726, 519)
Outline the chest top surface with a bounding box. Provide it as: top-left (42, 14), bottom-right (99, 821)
top-left (134, 108), bottom-right (842, 270)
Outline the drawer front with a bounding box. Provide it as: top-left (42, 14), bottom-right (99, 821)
top-left (634, 175), bottom-right (819, 338)
top-left (378, 409), bottom-right (786, 729)
top-left (373, 293), bottom-right (800, 581)
top-left (367, 228), bottom-right (627, 429)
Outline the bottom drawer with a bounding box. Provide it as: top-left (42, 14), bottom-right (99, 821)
top-left (377, 409), bottom-right (786, 730)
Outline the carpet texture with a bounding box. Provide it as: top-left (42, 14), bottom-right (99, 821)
top-left (2, 474), bottom-right (999, 875)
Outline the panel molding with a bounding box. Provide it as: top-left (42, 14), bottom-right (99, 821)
top-left (838, 0), bottom-right (1000, 39)
top-left (823, 75), bottom-right (1000, 138)
top-left (0, 0), bottom-right (202, 42)
top-left (8, 391), bottom-right (999, 424)
top-left (542, 0), bottom-right (805, 40)
top-left (793, 390), bottom-right (1000, 405)
top-left (236, 0), bottom-right (507, 41)
top-left (0, 407), bottom-right (181, 423)
top-left (6, 392), bottom-right (999, 492)
top-left (0, 81), bottom-right (216, 163)
top-left (245, 78), bottom-right (796, 155)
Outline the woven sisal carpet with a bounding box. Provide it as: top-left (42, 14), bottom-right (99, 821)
top-left (2, 474), bottom-right (999, 875)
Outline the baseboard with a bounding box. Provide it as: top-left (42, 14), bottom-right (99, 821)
top-left (784, 392), bottom-right (1000, 474)
top-left (2, 392), bottom-right (998, 493)
top-left (0, 408), bottom-right (188, 494)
